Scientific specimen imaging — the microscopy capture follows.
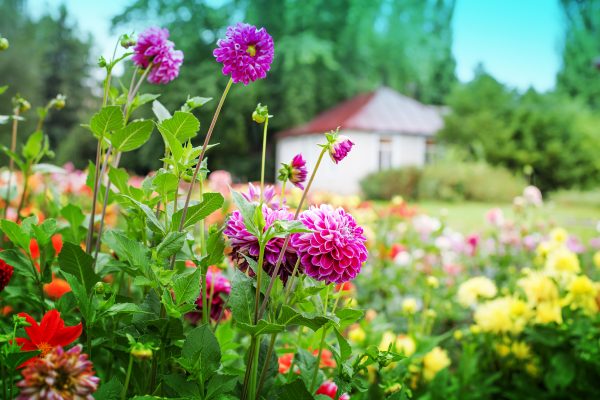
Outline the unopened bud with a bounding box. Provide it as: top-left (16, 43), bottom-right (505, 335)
top-left (120, 34), bottom-right (136, 49)
top-left (0, 37), bottom-right (9, 51)
top-left (53, 94), bottom-right (66, 110)
top-left (131, 347), bottom-right (153, 360)
top-left (97, 56), bottom-right (107, 68)
top-left (13, 96), bottom-right (30, 113)
top-left (252, 103), bottom-right (270, 124)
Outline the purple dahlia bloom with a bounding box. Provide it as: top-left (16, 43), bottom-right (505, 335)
top-left (329, 135), bottom-right (354, 164)
top-left (224, 205), bottom-right (299, 282)
top-left (243, 182), bottom-right (279, 209)
top-left (17, 345), bottom-right (99, 399)
top-left (292, 205), bottom-right (368, 284)
top-left (289, 154), bottom-right (308, 189)
top-left (132, 27), bottom-right (183, 84)
top-left (187, 267), bottom-right (231, 323)
top-left (213, 23), bottom-right (274, 85)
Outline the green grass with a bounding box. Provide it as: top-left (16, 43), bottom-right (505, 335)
top-left (417, 200), bottom-right (600, 242)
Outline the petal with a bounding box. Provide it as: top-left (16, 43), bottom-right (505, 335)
top-left (50, 323), bottom-right (83, 346)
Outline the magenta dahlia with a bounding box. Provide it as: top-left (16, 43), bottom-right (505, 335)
top-left (132, 27), bottom-right (183, 84)
top-left (17, 345), bottom-right (99, 399)
top-left (292, 205), bottom-right (368, 284)
top-left (213, 23), bottom-right (274, 85)
top-left (224, 205), bottom-right (299, 282)
top-left (328, 135), bottom-right (354, 164)
top-left (187, 267), bottom-right (231, 323)
top-left (279, 154), bottom-right (308, 189)
top-left (243, 183), bottom-right (279, 209)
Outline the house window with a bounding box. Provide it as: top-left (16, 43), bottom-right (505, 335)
top-left (378, 137), bottom-right (393, 171)
top-left (425, 138), bottom-right (436, 164)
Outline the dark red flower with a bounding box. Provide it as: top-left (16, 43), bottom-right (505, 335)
top-left (15, 310), bottom-right (82, 365)
top-left (0, 258), bottom-right (14, 292)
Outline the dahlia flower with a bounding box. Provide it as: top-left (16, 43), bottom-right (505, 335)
top-left (213, 23), bottom-right (274, 85)
top-left (242, 182), bottom-right (279, 209)
top-left (224, 205), bottom-right (299, 282)
top-left (457, 276), bottom-right (497, 307)
top-left (278, 154), bottom-right (308, 189)
top-left (292, 205), bottom-right (368, 284)
top-left (15, 309), bottom-right (82, 365)
top-left (0, 257), bottom-right (14, 292)
top-left (17, 345), bottom-right (99, 399)
top-left (187, 267), bottom-right (231, 323)
top-left (422, 347), bottom-right (450, 381)
top-left (132, 27), bottom-right (183, 84)
top-left (328, 135), bottom-right (354, 164)
top-left (316, 380), bottom-right (350, 400)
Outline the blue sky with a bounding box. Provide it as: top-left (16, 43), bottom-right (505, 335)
top-left (29, 0), bottom-right (564, 92)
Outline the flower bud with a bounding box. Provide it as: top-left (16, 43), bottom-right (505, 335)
top-left (0, 37), bottom-right (9, 51)
top-left (426, 276), bottom-right (439, 289)
top-left (94, 282), bottom-right (107, 294)
top-left (402, 298), bottom-right (418, 314)
top-left (97, 56), bottom-right (107, 68)
top-left (120, 34), bottom-right (136, 49)
top-left (252, 103), bottom-right (270, 124)
top-left (131, 346), bottom-right (153, 360)
top-left (325, 128), bottom-right (354, 164)
top-left (52, 94), bottom-right (66, 110)
top-left (12, 96), bottom-right (30, 113)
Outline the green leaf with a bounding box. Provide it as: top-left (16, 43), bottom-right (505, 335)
top-left (62, 272), bottom-right (94, 322)
top-left (181, 96), bottom-right (212, 113)
top-left (333, 328), bottom-right (352, 360)
top-left (163, 374), bottom-right (201, 397)
top-left (172, 192), bottom-right (224, 230)
top-left (58, 242), bottom-right (100, 293)
top-left (231, 190), bottom-right (259, 237)
top-left (152, 171), bottom-right (179, 197)
top-left (158, 111), bottom-right (200, 142)
top-left (181, 324), bottom-right (221, 380)
top-left (90, 106), bottom-right (124, 138)
top-left (94, 378), bottom-right (123, 400)
top-left (173, 268), bottom-right (201, 305)
top-left (237, 319), bottom-right (285, 336)
top-left (152, 100), bottom-right (171, 123)
top-left (103, 230), bottom-right (150, 268)
top-left (118, 195), bottom-right (165, 234)
top-left (5, 351), bottom-right (40, 370)
top-left (200, 227), bottom-right (225, 268)
top-left (158, 126), bottom-right (183, 164)
top-left (0, 249), bottom-right (36, 279)
top-left (229, 269), bottom-right (255, 325)
top-left (60, 204), bottom-right (85, 243)
top-left (205, 374), bottom-right (237, 400)
top-left (157, 231), bottom-right (187, 259)
top-left (22, 131), bottom-right (43, 159)
top-left (0, 85), bottom-right (7, 95)
top-left (277, 306), bottom-right (331, 332)
top-left (335, 308), bottom-right (364, 327)
top-left (32, 218), bottom-right (57, 246)
top-left (112, 119), bottom-right (154, 152)
top-left (0, 219), bottom-right (30, 249)
top-left (545, 353), bottom-right (575, 391)
top-left (276, 380), bottom-right (314, 400)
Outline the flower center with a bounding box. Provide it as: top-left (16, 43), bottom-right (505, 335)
top-left (246, 45), bottom-right (257, 57)
top-left (37, 342), bottom-right (53, 357)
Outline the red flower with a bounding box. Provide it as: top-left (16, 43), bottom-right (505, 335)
top-left (316, 381), bottom-right (350, 400)
top-left (43, 275), bottom-right (72, 299)
top-left (0, 258), bottom-right (14, 292)
top-left (15, 310), bottom-right (82, 365)
top-left (313, 348), bottom-right (336, 369)
top-left (29, 239), bottom-right (40, 259)
top-left (51, 234), bottom-right (63, 255)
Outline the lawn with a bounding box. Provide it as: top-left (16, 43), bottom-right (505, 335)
top-left (418, 200), bottom-right (600, 242)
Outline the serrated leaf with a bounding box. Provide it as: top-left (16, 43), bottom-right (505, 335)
top-left (181, 96), bottom-right (212, 113)
top-left (94, 378), bottom-right (123, 400)
top-left (277, 306), bottom-right (331, 332)
top-left (112, 119), bottom-right (154, 152)
top-left (158, 111), bottom-right (200, 142)
top-left (231, 190), bottom-right (260, 237)
top-left (172, 192), bottom-right (224, 230)
top-left (90, 106), bottom-right (124, 137)
top-left (58, 242), bottom-right (100, 293)
top-left (230, 269), bottom-right (255, 325)
top-left (173, 268), bottom-right (201, 305)
top-left (159, 125), bottom-right (183, 163)
top-left (152, 100), bottom-right (171, 123)
top-left (118, 195), bottom-right (165, 234)
top-left (153, 171), bottom-right (179, 197)
top-left (0, 249), bottom-right (36, 279)
top-left (276, 380), bottom-right (314, 400)
top-left (0, 219), bottom-right (30, 249)
top-left (181, 324), bottom-right (221, 380)
top-left (157, 231), bottom-right (187, 259)
top-left (103, 230), bottom-right (150, 268)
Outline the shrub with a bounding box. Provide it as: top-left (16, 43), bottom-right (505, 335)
top-left (360, 166), bottom-right (422, 200)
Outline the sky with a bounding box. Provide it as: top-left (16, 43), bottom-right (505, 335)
top-left (28, 0), bottom-right (564, 92)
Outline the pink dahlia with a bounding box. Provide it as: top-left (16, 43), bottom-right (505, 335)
top-left (17, 345), bottom-right (99, 399)
top-left (213, 23), bottom-right (274, 85)
top-left (132, 27), bottom-right (183, 84)
top-left (243, 182), bottom-right (279, 209)
top-left (316, 380), bottom-right (350, 399)
top-left (224, 205), bottom-right (299, 282)
top-left (278, 154), bottom-right (308, 189)
top-left (329, 135), bottom-right (354, 164)
top-left (187, 267), bottom-right (231, 323)
top-left (293, 205), bottom-right (367, 284)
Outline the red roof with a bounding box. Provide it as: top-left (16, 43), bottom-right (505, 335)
top-left (277, 87), bottom-right (443, 138)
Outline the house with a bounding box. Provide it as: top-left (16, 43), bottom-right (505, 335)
top-left (275, 87), bottom-right (444, 194)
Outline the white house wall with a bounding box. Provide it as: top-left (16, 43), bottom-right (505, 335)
top-left (276, 131), bottom-right (427, 195)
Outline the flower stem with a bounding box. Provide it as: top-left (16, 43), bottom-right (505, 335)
top-left (254, 243), bottom-right (266, 324)
top-left (176, 78), bottom-right (233, 234)
top-left (259, 117), bottom-right (269, 205)
top-left (121, 354), bottom-right (134, 400)
top-left (3, 108), bottom-right (20, 219)
top-left (15, 170), bottom-right (30, 222)
top-left (310, 284), bottom-right (331, 392)
top-left (256, 332), bottom-right (277, 397)
top-left (248, 335), bottom-right (260, 400)
top-left (257, 146), bottom-right (328, 319)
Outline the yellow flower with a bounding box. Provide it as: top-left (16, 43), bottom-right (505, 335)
top-left (426, 276), bottom-right (440, 289)
top-left (345, 297), bottom-right (358, 308)
top-left (495, 343), bottom-right (510, 357)
top-left (395, 335), bottom-right (416, 356)
top-left (402, 298), bottom-right (418, 314)
top-left (469, 325), bottom-right (481, 335)
top-left (536, 242), bottom-right (552, 258)
top-left (565, 275), bottom-right (598, 313)
top-left (525, 362), bottom-right (539, 377)
top-left (474, 297), bottom-right (529, 334)
top-left (518, 272), bottom-right (559, 305)
top-left (511, 342), bottom-right (531, 360)
top-left (545, 247), bottom-right (580, 274)
top-left (535, 301), bottom-right (563, 325)
top-left (379, 331), bottom-right (396, 352)
top-left (453, 330), bottom-right (463, 341)
top-left (549, 227), bottom-right (568, 244)
top-left (594, 251), bottom-right (600, 269)
top-left (348, 324), bottom-right (366, 344)
top-left (457, 277), bottom-right (497, 307)
top-left (422, 347), bottom-right (450, 381)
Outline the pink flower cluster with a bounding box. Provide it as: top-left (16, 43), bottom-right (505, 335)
top-left (132, 27), bottom-right (183, 84)
top-left (187, 267), bottom-right (231, 323)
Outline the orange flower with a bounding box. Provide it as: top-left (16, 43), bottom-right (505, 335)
top-left (278, 353), bottom-right (300, 375)
top-left (313, 348), bottom-right (336, 369)
top-left (29, 239), bottom-right (40, 259)
top-left (44, 276), bottom-right (71, 299)
top-left (2, 305), bottom-right (13, 316)
top-left (51, 234), bottom-right (63, 255)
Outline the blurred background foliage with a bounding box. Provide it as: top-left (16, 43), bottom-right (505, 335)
top-left (0, 0), bottom-right (599, 191)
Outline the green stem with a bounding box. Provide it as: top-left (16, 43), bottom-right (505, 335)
top-left (310, 284), bottom-right (331, 392)
top-left (122, 354), bottom-right (134, 400)
top-left (3, 108), bottom-right (19, 220)
top-left (241, 338), bottom-right (257, 400)
top-left (248, 335), bottom-right (260, 400)
top-left (259, 117), bottom-right (269, 205)
top-left (15, 170), bottom-right (30, 222)
top-left (254, 243), bottom-right (266, 324)
top-left (257, 146), bottom-right (328, 319)
top-left (256, 333), bottom-right (277, 397)
top-left (85, 139), bottom-right (103, 253)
